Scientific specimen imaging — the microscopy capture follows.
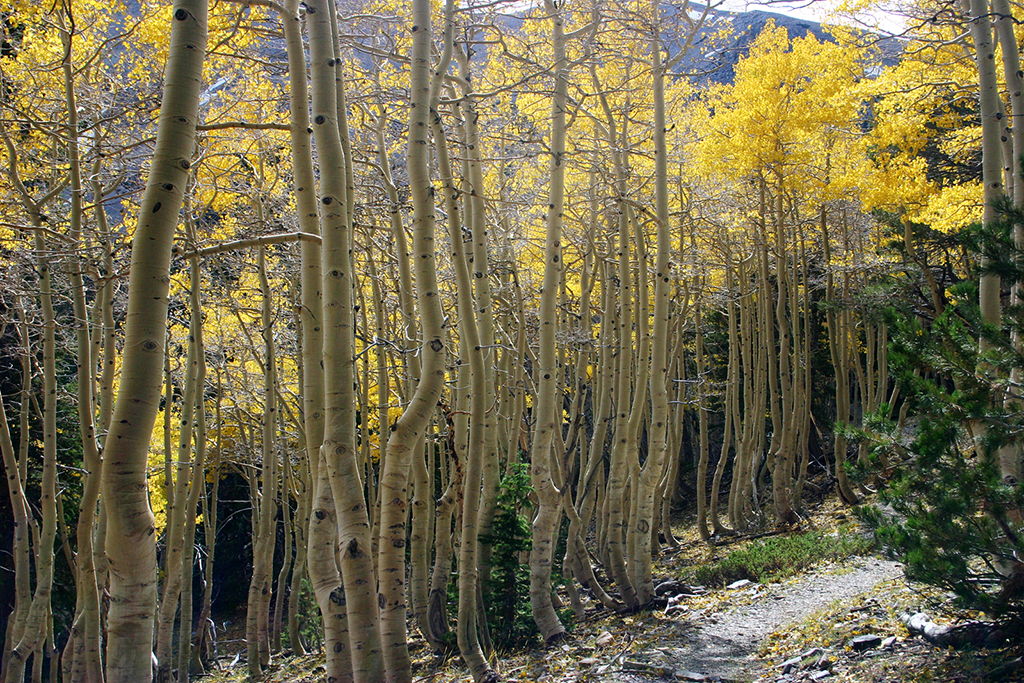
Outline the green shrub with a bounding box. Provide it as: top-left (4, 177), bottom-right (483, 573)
top-left (691, 529), bottom-right (872, 588)
top-left (480, 463), bottom-right (539, 648)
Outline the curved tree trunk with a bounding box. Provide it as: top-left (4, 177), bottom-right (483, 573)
top-left (57, 13), bottom-right (105, 679)
top-left (92, 2), bottom-right (207, 679)
top-left (306, 0), bottom-right (382, 679)
top-left (375, 0), bottom-right (451, 675)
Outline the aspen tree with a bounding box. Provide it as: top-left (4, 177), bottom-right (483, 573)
top-left (246, 246), bottom-right (279, 680)
top-left (90, 145), bottom-right (117, 669)
top-left (175, 222), bottom-right (209, 683)
top-left (2, 302), bottom-right (33, 683)
top-left (0, 297), bottom-right (48, 683)
top-left (457, 42), bottom-right (501, 615)
top-left (822, 210), bottom-right (858, 504)
top-left (271, 455), bottom-right (295, 654)
top-left (967, 0), bottom-right (1002, 330)
top-left (710, 263), bottom-right (737, 536)
top-left (279, 0), bottom-right (350, 676)
top-left (962, 0), bottom-right (1004, 481)
top-left (269, 369), bottom-right (307, 658)
top-left (769, 186), bottom-right (798, 524)
top-left (99, 0), bottom-right (207, 679)
top-left (156, 210), bottom-right (204, 683)
top-left (427, 405), bottom-right (460, 650)
top-left (56, 7), bottom-right (104, 678)
top-left (367, 98), bottom-right (435, 646)
top-left (527, 0), bottom-right (579, 640)
top-left (0, 391), bottom-right (29, 679)
top-left (628, 0), bottom-right (699, 599)
top-left (992, 0), bottom-right (1024, 498)
top-left (623, 198), bottom-right (653, 598)
top-left (586, 64), bottom-right (639, 611)
top-left (2, 97), bottom-right (61, 683)
top-left (286, 453), bottom-right (309, 658)
top-left (306, 0), bottom-right (383, 677)
top-left (426, 73), bottom-right (494, 683)
top-left (560, 179), bottom-right (620, 613)
top-left (194, 372), bottom-right (222, 671)
top-left (375, 0), bottom-right (453, 674)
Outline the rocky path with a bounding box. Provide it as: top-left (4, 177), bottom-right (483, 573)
top-left (595, 557), bottom-right (903, 683)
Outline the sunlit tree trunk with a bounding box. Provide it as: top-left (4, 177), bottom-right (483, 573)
top-left (306, 0), bottom-right (382, 678)
top-left (429, 77), bottom-right (494, 683)
top-left (4, 178), bottom-right (58, 683)
top-left (176, 231), bottom-right (208, 683)
top-left (94, 2), bottom-right (207, 679)
top-left (630, 5), bottom-right (677, 599)
top-left (960, 0), bottom-right (1006, 508)
top-left (246, 246), bottom-right (279, 680)
top-left (457, 44), bottom-right (500, 624)
top-left (963, 0), bottom-right (1003, 358)
top-left (822, 209), bottom-right (858, 504)
top-left (56, 11), bottom-right (104, 679)
top-left (992, 0), bottom-right (1024, 489)
top-left (375, 0), bottom-right (452, 675)
top-left (528, 0), bottom-right (577, 641)
top-left (194, 372), bottom-right (222, 671)
top-left (271, 456), bottom-right (294, 654)
top-left (280, 0), bottom-right (347, 676)
top-left (156, 204), bottom-right (204, 683)
top-left (624, 200), bottom-right (652, 601)
top-left (0, 385), bottom-right (30, 681)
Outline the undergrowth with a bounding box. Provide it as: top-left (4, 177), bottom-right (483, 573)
top-left (481, 463), bottom-right (539, 648)
top-left (689, 528), bottom-right (873, 588)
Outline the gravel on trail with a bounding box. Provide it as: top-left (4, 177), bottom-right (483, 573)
top-left (599, 557), bottom-right (903, 683)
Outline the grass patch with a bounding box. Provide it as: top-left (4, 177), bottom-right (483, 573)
top-left (689, 528), bottom-right (873, 588)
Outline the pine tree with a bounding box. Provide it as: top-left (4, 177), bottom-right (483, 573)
top-left (859, 208), bottom-right (1024, 633)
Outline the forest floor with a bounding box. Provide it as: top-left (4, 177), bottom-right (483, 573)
top-left (205, 496), bottom-right (1024, 683)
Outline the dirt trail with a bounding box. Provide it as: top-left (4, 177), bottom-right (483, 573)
top-left (597, 557), bottom-right (903, 682)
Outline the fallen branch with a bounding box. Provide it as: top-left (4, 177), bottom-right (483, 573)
top-left (901, 612), bottom-right (1005, 649)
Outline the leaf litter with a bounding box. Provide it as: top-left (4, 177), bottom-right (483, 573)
top-left (204, 498), bottom-right (1024, 683)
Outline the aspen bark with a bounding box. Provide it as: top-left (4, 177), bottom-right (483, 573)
top-left (458, 45), bottom-right (500, 617)
top-left (0, 393), bottom-right (31, 683)
top-left (97, 2), bottom-right (206, 679)
top-left (528, 0), bottom-right (576, 641)
top-left (156, 217), bottom-right (203, 683)
top-left (306, 0), bottom-right (382, 678)
top-left (280, 0), bottom-right (342, 674)
top-left (57, 12), bottom-right (104, 678)
top-left (822, 210), bottom-right (858, 504)
top-left (7, 224), bottom-right (58, 683)
top-left (246, 247), bottom-right (279, 680)
top-left (631, 3), bottom-right (676, 599)
top-left (429, 84), bottom-right (493, 683)
top-left (175, 246), bottom-right (208, 683)
top-left (370, 0), bottom-right (451, 677)
top-left (966, 0), bottom-right (1003, 345)
top-left (992, 0), bottom-right (1024, 488)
